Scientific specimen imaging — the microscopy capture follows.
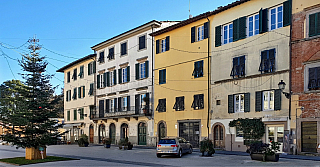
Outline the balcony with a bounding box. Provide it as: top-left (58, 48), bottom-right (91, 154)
top-left (90, 105), bottom-right (152, 119)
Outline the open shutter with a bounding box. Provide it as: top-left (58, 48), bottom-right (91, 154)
top-left (135, 63), bottom-right (140, 80)
top-left (107, 72), bottom-right (110, 87)
top-left (191, 95), bottom-right (197, 109)
top-left (228, 95), bottom-right (234, 113)
top-left (97, 75), bottom-right (100, 89)
top-left (145, 61), bottom-right (149, 78)
top-left (146, 93), bottom-right (150, 111)
top-left (103, 72), bottom-right (107, 87)
top-left (88, 63), bottom-right (91, 75)
top-left (106, 99), bottom-right (109, 113)
top-left (113, 70), bottom-right (117, 85)
top-left (165, 36), bottom-right (170, 51)
top-left (215, 25), bottom-right (221, 47)
top-left (83, 86), bottom-right (85, 98)
top-left (118, 69), bottom-right (122, 84)
top-left (274, 89), bottom-right (282, 110)
top-left (204, 22), bottom-right (209, 39)
top-left (283, 0), bottom-right (292, 27)
top-left (127, 66), bottom-right (130, 82)
top-left (156, 39), bottom-right (160, 54)
top-left (255, 91), bottom-right (262, 111)
top-left (127, 96), bottom-right (130, 111)
top-left (114, 98), bottom-right (117, 112)
top-left (191, 26), bottom-right (196, 43)
top-left (259, 8), bottom-right (268, 34)
top-left (66, 90), bottom-right (69, 101)
top-left (309, 13), bottom-right (317, 37)
top-left (78, 87), bottom-right (81, 98)
top-left (239, 16), bottom-right (247, 40)
top-left (244, 93), bottom-right (250, 112)
top-left (135, 94), bottom-right (140, 114)
top-left (233, 19), bottom-right (239, 41)
top-left (93, 61), bottom-right (96, 73)
top-left (118, 97), bottom-right (122, 111)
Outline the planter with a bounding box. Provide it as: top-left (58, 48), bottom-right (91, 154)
top-left (25, 147), bottom-right (47, 160)
top-left (201, 151), bottom-right (213, 157)
top-left (128, 144), bottom-right (133, 150)
top-left (105, 144), bottom-right (111, 148)
top-left (250, 153), bottom-right (279, 162)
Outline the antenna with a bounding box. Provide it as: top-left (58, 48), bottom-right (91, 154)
top-left (189, 0), bottom-right (192, 18)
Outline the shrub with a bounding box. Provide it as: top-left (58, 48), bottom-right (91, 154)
top-left (200, 138), bottom-right (215, 155)
top-left (78, 134), bottom-right (89, 147)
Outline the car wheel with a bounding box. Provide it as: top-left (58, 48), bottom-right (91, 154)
top-left (157, 154), bottom-right (162, 158)
top-left (188, 147), bottom-right (193, 154)
top-left (177, 149), bottom-right (182, 158)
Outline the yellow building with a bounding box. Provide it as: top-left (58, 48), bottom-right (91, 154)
top-left (150, 13), bottom-right (214, 147)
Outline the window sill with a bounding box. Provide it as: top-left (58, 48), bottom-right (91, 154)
top-left (304, 89), bottom-right (320, 93)
top-left (120, 81), bottom-right (129, 85)
top-left (137, 77), bottom-right (149, 81)
top-left (194, 76), bottom-right (204, 79)
top-left (159, 82), bottom-right (166, 85)
top-left (138, 47), bottom-right (147, 52)
top-left (120, 54), bottom-right (128, 57)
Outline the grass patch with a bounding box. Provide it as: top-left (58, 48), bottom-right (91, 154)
top-left (0, 156), bottom-right (78, 166)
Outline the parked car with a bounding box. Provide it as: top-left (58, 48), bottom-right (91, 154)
top-left (156, 137), bottom-right (192, 158)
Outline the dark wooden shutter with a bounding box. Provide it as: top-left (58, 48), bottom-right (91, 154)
top-left (135, 94), bottom-right (140, 114)
top-left (191, 26), bottom-right (196, 43)
top-left (118, 97), bottom-right (122, 111)
top-left (204, 22), bottom-right (209, 39)
top-left (118, 69), bottom-right (122, 84)
top-left (139, 36), bottom-right (145, 50)
top-left (317, 13), bottom-right (320, 36)
top-left (83, 86), bottom-right (85, 98)
top-left (309, 13), bottom-right (317, 37)
top-left (145, 61), bottom-right (149, 78)
top-left (255, 91), bottom-right (262, 111)
top-left (127, 66), bottom-right (130, 82)
top-left (99, 100), bottom-right (104, 116)
top-left (244, 93), bottom-right (250, 112)
top-left (233, 19), bottom-right (239, 41)
top-left (165, 36), bottom-right (170, 51)
top-left (66, 90), bottom-right (69, 101)
top-left (135, 63), bottom-right (140, 80)
top-left (283, 0), bottom-right (292, 27)
top-left (215, 25), bottom-right (221, 47)
top-left (106, 99), bottom-right (109, 113)
top-left (239, 16), bottom-right (247, 40)
top-left (309, 67), bottom-right (316, 89)
top-left (107, 72), bottom-right (110, 87)
top-left (97, 75), bottom-right (100, 89)
top-left (274, 89), bottom-right (282, 110)
top-left (127, 96), bottom-right (130, 110)
top-left (156, 40), bottom-right (160, 54)
top-left (103, 72), bottom-right (107, 87)
top-left (228, 95), bottom-right (234, 113)
top-left (259, 8), bottom-right (268, 34)
top-left (113, 70), bottom-right (117, 85)
top-left (93, 61), bottom-right (96, 73)
top-left (114, 98), bottom-right (117, 112)
top-left (146, 93), bottom-right (150, 111)
top-left (88, 63), bottom-right (91, 75)
top-left (159, 70), bottom-right (163, 84)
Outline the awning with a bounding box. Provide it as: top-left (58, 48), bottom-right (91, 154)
top-left (62, 123), bottom-right (82, 129)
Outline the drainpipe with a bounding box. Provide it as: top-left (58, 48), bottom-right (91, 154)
top-left (151, 25), bottom-right (155, 145)
top-left (206, 17), bottom-right (210, 139)
top-left (288, 1), bottom-right (292, 121)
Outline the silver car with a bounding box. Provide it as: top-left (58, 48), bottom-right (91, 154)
top-left (156, 137), bottom-right (193, 158)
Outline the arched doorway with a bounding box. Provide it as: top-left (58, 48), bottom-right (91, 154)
top-left (120, 123), bottom-right (128, 139)
top-left (98, 124), bottom-right (105, 144)
top-left (138, 122), bottom-right (146, 145)
top-left (213, 124), bottom-right (225, 148)
top-left (89, 125), bottom-right (94, 143)
top-left (158, 122), bottom-right (166, 141)
top-left (109, 123), bottom-right (116, 144)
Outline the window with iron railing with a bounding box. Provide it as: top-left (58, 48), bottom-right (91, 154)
top-left (230, 56), bottom-right (245, 78)
top-left (259, 49), bottom-right (275, 73)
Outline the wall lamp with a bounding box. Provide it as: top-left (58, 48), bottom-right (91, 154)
top-left (278, 80), bottom-right (292, 99)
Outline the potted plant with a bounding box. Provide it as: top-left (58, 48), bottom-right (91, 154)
top-left (118, 137), bottom-right (133, 150)
top-left (102, 137), bottom-right (111, 148)
top-left (78, 134), bottom-right (89, 147)
top-left (247, 141), bottom-right (280, 162)
top-left (200, 138), bottom-right (215, 156)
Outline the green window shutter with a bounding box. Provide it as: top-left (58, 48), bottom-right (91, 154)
top-left (244, 93), bottom-right (250, 112)
top-left (118, 97), bottom-right (122, 111)
top-left (73, 88), bottom-right (77, 100)
top-left (228, 95), bottom-right (234, 113)
top-left (135, 63), bottom-right (140, 80)
top-left (156, 40), bottom-right (160, 54)
top-left (114, 70), bottom-right (117, 85)
top-left (274, 89), bottom-right (282, 110)
top-left (89, 83), bottom-right (93, 95)
top-left (233, 19), bottom-right (239, 41)
top-left (106, 72), bottom-right (110, 87)
top-left (103, 72), bottom-right (107, 87)
top-left (82, 86), bottom-right (85, 98)
top-left (317, 13), bottom-right (320, 35)
top-left (127, 66), bottom-right (130, 82)
top-left (67, 111), bottom-right (70, 121)
top-left (127, 96), bottom-right (130, 109)
top-left (165, 36), bottom-right (170, 51)
top-left (80, 66), bottom-right (84, 78)
top-left (215, 25), bottom-right (221, 47)
top-left (191, 26), bottom-right (196, 43)
top-left (114, 98), bottom-right (117, 111)
top-left (93, 61), bottom-right (96, 73)
top-left (106, 99), bottom-right (109, 113)
top-left (88, 63), bottom-right (91, 75)
top-left (74, 109), bottom-right (77, 120)
top-left (118, 69), bottom-right (122, 84)
top-left (255, 91), bottom-right (262, 111)
top-left (309, 13), bottom-right (317, 37)
top-left (283, 0), bottom-right (292, 27)
top-left (145, 61), bottom-right (149, 78)
top-left (259, 8), bottom-right (268, 34)
top-left (97, 75), bottom-right (100, 89)
top-left (239, 16), bottom-right (247, 40)
top-left (204, 22), bottom-right (209, 39)
top-left (78, 87), bottom-right (81, 98)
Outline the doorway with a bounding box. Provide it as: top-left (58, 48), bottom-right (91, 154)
top-left (179, 121), bottom-right (200, 148)
top-left (98, 124), bottom-right (105, 144)
top-left (158, 122), bottom-right (166, 140)
top-left (301, 122), bottom-right (317, 152)
top-left (120, 123), bottom-right (128, 139)
top-left (266, 125), bottom-right (284, 152)
top-left (89, 125), bottom-right (94, 143)
top-left (138, 122), bottom-right (146, 145)
top-left (213, 124), bottom-right (224, 148)
top-left (109, 123), bottom-right (116, 144)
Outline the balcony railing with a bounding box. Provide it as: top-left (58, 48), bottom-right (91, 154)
top-left (91, 105), bottom-right (152, 119)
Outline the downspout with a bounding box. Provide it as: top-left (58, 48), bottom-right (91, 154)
top-left (151, 25), bottom-right (155, 145)
top-left (288, 1), bottom-right (292, 121)
top-left (206, 17), bottom-right (210, 139)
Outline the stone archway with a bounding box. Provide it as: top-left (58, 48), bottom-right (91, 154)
top-left (212, 122), bottom-right (225, 149)
top-left (98, 124), bottom-right (105, 144)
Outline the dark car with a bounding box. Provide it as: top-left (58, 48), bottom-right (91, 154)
top-left (156, 137), bottom-right (193, 158)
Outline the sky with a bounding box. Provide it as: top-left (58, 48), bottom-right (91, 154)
top-left (0, 0), bottom-right (235, 95)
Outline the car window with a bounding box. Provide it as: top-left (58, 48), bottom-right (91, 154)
top-left (159, 139), bottom-right (176, 144)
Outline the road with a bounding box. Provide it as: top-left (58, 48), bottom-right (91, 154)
top-left (0, 145), bottom-right (319, 166)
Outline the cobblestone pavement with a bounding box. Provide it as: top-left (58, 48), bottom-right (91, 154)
top-left (0, 145), bottom-right (320, 167)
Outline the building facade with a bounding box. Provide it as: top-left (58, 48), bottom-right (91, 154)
top-left (57, 54), bottom-right (96, 143)
top-left (91, 20), bottom-right (177, 146)
top-left (211, 0), bottom-right (292, 152)
top-left (291, 0), bottom-right (320, 153)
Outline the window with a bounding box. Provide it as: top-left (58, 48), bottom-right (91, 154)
top-left (73, 109), bottom-right (77, 120)
top-left (197, 25), bottom-right (204, 41)
top-left (230, 56), bottom-right (245, 78)
top-left (121, 42), bottom-right (127, 56)
top-left (97, 74), bottom-right (105, 89)
top-left (259, 49), bottom-right (275, 73)
top-left (156, 99), bottom-right (166, 112)
top-left (98, 51), bottom-right (105, 63)
top-left (159, 69), bottom-right (166, 84)
top-left (78, 86), bottom-right (85, 99)
top-left (193, 60), bottom-right (203, 78)
top-left (308, 12), bottom-right (320, 37)
top-left (122, 97), bottom-right (127, 111)
top-left (119, 66), bottom-right (130, 84)
top-left (269, 5), bottom-right (283, 31)
top-left (156, 36), bottom-right (170, 54)
top-left (67, 72), bottom-right (70, 83)
top-left (161, 39), bottom-right (166, 53)
top-left (72, 68), bottom-right (77, 81)
top-left (236, 127), bottom-right (243, 137)
top-left (72, 88), bottom-right (77, 100)
top-left (135, 61), bottom-right (149, 80)
top-left (192, 94), bottom-right (204, 110)
top-left (79, 108), bottom-right (84, 120)
top-left (191, 22), bottom-right (209, 43)
top-left (234, 94), bottom-right (244, 113)
top-left (173, 96), bottom-right (185, 111)
top-left (263, 90), bottom-right (274, 111)
top-left (66, 90), bottom-right (71, 102)
top-left (248, 14), bottom-right (259, 37)
top-left (107, 70), bottom-right (116, 86)
top-left (79, 65), bottom-right (84, 78)
top-left (89, 83), bottom-right (94, 96)
top-left (107, 47), bottom-right (115, 60)
top-left (110, 99), bottom-right (116, 112)
top-left (140, 94), bottom-right (146, 107)
top-left (139, 35), bottom-right (146, 50)
top-left (88, 61), bottom-right (96, 75)
top-left (67, 110), bottom-right (70, 121)
top-left (122, 68), bottom-right (127, 83)
top-left (307, 66), bottom-right (320, 90)
top-left (222, 23), bottom-right (233, 44)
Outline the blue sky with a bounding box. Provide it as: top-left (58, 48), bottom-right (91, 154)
top-left (0, 0), bottom-right (234, 94)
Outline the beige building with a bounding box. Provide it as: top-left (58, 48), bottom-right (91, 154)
top-left (57, 54), bottom-right (96, 143)
top-left (211, 0), bottom-right (291, 152)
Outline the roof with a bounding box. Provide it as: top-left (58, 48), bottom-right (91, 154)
top-left (91, 20), bottom-right (162, 50)
top-left (56, 54), bottom-right (96, 73)
top-left (150, 0), bottom-right (250, 36)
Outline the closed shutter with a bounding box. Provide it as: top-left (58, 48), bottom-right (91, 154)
top-left (103, 72), bottom-right (107, 87)
top-left (228, 95), bottom-right (234, 113)
top-left (259, 8), bottom-right (268, 34)
top-left (274, 89), bottom-right (282, 110)
top-left (145, 61), bottom-right (149, 78)
top-left (135, 94), bottom-right (140, 113)
top-left (93, 61), bottom-right (96, 73)
top-left (83, 86), bottom-right (85, 98)
top-left (99, 100), bottom-right (104, 114)
top-left (233, 19), bottom-right (239, 41)
top-left (244, 93), bottom-right (250, 112)
top-left (106, 99), bottom-right (109, 113)
top-left (118, 69), bottom-right (122, 84)
top-left (165, 36), bottom-right (170, 51)
top-left (89, 83), bottom-right (93, 95)
top-left (114, 98), bottom-right (117, 112)
top-left (283, 0), bottom-right (292, 27)
top-left (156, 40), bottom-right (160, 54)
top-left (255, 91), bottom-right (262, 111)
top-left (135, 63), bottom-right (140, 80)
top-left (127, 96), bottom-right (130, 110)
top-left (66, 90), bottom-right (69, 101)
top-left (88, 63), bottom-right (91, 75)
top-left (107, 72), bottom-right (110, 87)
top-left (113, 70), bottom-right (117, 85)
top-left (78, 87), bottom-right (81, 98)
top-left (215, 25), bottom-right (221, 47)
top-left (127, 66), bottom-right (130, 82)
top-left (146, 93), bottom-right (150, 110)
top-left (204, 22), bottom-right (209, 39)
top-left (139, 36), bottom-right (145, 50)
top-left (118, 97), bottom-right (122, 111)
top-left (239, 16), bottom-right (247, 40)
top-left (309, 13), bottom-right (317, 37)
top-left (316, 67), bottom-right (320, 87)
top-left (317, 13), bottom-right (320, 36)
top-left (191, 26), bottom-right (196, 43)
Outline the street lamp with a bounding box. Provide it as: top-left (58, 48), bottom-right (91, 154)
top-left (278, 80), bottom-right (292, 99)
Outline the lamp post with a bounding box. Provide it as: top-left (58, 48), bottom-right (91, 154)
top-left (278, 80), bottom-right (292, 99)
